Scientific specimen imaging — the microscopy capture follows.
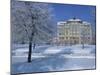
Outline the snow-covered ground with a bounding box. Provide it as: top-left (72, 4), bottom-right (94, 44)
top-left (11, 44), bottom-right (96, 74)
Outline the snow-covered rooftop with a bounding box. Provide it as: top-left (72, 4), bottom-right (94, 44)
top-left (82, 21), bottom-right (91, 25)
top-left (57, 18), bottom-right (91, 26)
top-left (57, 21), bottom-right (66, 25)
top-left (68, 18), bottom-right (82, 22)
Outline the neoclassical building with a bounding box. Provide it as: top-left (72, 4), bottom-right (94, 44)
top-left (57, 18), bottom-right (92, 45)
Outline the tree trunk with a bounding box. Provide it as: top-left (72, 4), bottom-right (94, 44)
top-left (82, 41), bottom-right (84, 49)
top-left (27, 32), bottom-right (35, 63)
top-left (82, 43), bottom-right (84, 49)
top-left (28, 41), bottom-right (32, 63)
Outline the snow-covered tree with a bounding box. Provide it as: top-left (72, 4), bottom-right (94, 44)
top-left (11, 0), bottom-right (55, 62)
top-left (81, 26), bottom-right (87, 49)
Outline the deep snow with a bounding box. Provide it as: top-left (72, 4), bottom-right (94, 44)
top-left (11, 44), bottom-right (96, 74)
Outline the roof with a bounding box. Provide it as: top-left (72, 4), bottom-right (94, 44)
top-left (57, 21), bottom-right (66, 25)
top-left (82, 21), bottom-right (91, 25)
top-left (68, 18), bottom-right (82, 22)
top-left (57, 18), bottom-right (91, 26)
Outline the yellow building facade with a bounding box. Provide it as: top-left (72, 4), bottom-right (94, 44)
top-left (57, 18), bottom-right (92, 45)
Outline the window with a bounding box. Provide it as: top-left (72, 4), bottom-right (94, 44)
top-left (59, 32), bottom-right (65, 35)
top-left (59, 37), bottom-right (64, 40)
top-left (66, 37), bottom-right (68, 39)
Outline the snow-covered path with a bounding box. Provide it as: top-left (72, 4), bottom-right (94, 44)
top-left (12, 54), bottom-right (95, 63)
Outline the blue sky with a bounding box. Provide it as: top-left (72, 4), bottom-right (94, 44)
top-left (49, 3), bottom-right (96, 32)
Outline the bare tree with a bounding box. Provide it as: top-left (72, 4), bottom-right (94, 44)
top-left (81, 26), bottom-right (87, 49)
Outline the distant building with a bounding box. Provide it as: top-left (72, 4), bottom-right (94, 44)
top-left (57, 18), bottom-right (92, 45)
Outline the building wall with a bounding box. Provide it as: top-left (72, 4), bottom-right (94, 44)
top-left (57, 18), bottom-right (92, 45)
